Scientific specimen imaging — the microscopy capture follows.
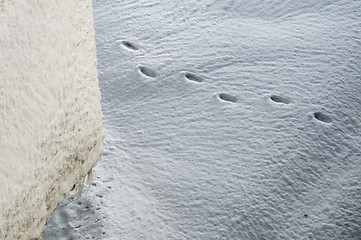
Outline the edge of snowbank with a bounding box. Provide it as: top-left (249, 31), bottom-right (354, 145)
top-left (0, 0), bottom-right (104, 239)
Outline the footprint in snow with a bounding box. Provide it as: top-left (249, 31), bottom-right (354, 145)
top-left (139, 65), bottom-right (157, 78)
top-left (121, 41), bottom-right (139, 51)
top-left (219, 93), bottom-right (237, 103)
top-left (270, 95), bottom-right (290, 104)
top-left (185, 72), bottom-right (203, 83)
top-left (314, 112), bottom-right (332, 123)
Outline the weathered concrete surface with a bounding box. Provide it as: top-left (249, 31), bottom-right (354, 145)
top-left (0, 0), bottom-right (104, 239)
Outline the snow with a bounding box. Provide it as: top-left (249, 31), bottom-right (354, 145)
top-left (43, 0), bottom-right (361, 239)
top-left (0, 1), bottom-right (103, 239)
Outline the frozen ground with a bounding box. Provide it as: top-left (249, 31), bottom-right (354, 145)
top-left (43, 0), bottom-right (361, 239)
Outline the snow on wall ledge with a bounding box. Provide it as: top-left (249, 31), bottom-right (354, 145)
top-left (0, 0), bottom-right (104, 239)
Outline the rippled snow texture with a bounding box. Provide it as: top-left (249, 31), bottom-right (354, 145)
top-left (44, 0), bottom-right (361, 239)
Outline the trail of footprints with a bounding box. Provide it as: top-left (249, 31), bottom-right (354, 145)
top-left (138, 65), bottom-right (157, 78)
top-left (270, 95), bottom-right (290, 104)
top-left (185, 72), bottom-right (204, 83)
top-left (219, 93), bottom-right (237, 103)
top-left (122, 40), bottom-right (333, 124)
top-left (313, 112), bottom-right (332, 123)
top-left (121, 40), bottom-right (139, 51)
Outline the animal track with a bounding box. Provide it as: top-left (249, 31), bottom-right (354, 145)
top-left (185, 72), bottom-right (203, 83)
top-left (121, 41), bottom-right (139, 50)
top-left (139, 66), bottom-right (157, 78)
top-left (314, 112), bottom-right (332, 123)
top-left (270, 95), bottom-right (290, 104)
top-left (219, 93), bottom-right (237, 103)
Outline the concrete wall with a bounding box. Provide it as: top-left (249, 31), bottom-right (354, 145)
top-left (0, 0), bottom-right (104, 239)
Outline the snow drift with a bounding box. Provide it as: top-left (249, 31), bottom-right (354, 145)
top-left (0, 0), bottom-right (103, 239)
top-left (44, 0), bottom-right (360, 239)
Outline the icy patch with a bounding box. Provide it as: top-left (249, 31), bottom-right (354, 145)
top-left (74, 168), bottom-right (94, 199)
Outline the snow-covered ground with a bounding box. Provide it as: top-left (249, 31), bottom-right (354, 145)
top-left (43, 0), bottom-right (361, 239)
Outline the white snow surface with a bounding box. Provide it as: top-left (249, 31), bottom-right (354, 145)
top-left (0, 1), bottom-right (103, 239)
top-left (43, 0), bottom-right (361, 239)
